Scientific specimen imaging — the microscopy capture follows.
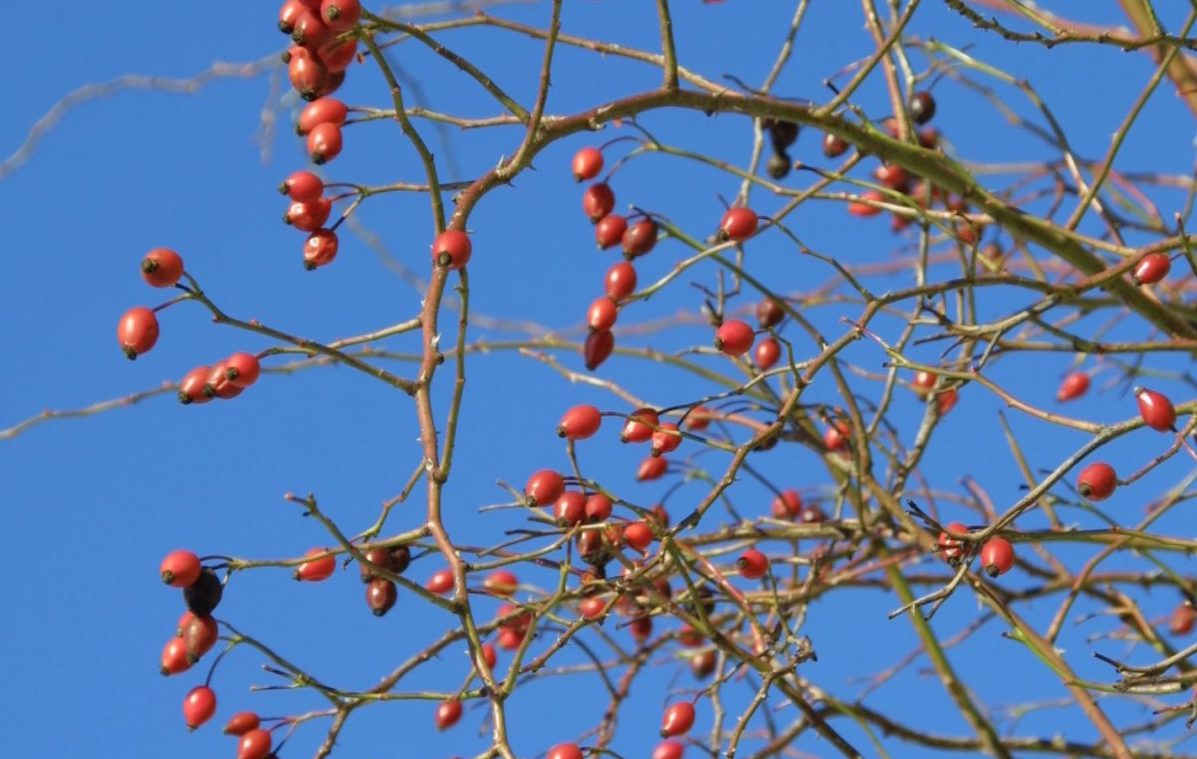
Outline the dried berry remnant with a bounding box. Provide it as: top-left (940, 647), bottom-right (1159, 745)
top-left (909, 91), bottom-right (937, 124)
top-left (183, 567), bottom-right (224, 617)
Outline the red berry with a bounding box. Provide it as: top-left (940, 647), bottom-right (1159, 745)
top-left (161, 550), bottom-right (202, 588)
top-left (484, 570), bottom-right (519, 596)
top-left (605, 261), bottom-right (638, 300)
top-left (298, 97), bottom-right (348, 135)
top-left (714, 320), bottom-right (754, 355)
top-left (1136, 387), bottom-right (1177, 431)
top-left (308, 121), bottom-right (343, 164)
top-left (496, 626), bottom-right (523, 650)
top-left (823, 133), bottom-right (848, 158)
top-left (622, 219), bottom-right (658, 257)
top-left (204, 362), bottom-right (242, 400)
top-left (182, 685), bottom-right (217, 730)
top-left (754, 337), bottom-right (780, 370)
top-left (318, 37), bottom-right (357, 72)
top-left (588, 297), bottom-right (618, 331)
top-left (117, 306), bottom-right (159, 359)
top-left (278, 0), bottom-right (311, 34)
top-left (182, 614), bottom-right (219, 662)
top-left (223, 712), bottom-right (260, 736)
top-left (427, 569), bottom-right (455, 595)
top-left (737, 548), bottom-right (768, 579)
top-left (290, 11), bottom-right (333, 51)
top-left (595, 214), bottom-right (627, 249)
top-left (1133, 252), bottom-right (1171, 285)
top-left (558, 404), bottom-right (602, 440)
top-left (366, 578), bottom-right (397, 616)
top-left (909, 91), bottom-right (937, 124)
top-left (435, 699), bottom-right (463, 730)
top-left (622, 408), bottom-right (659, 443)
top-left (525, 470), bottom-right (565, 506)
top-left (225, 352), bottom-right (261, 388)
top-left (771, 490), bottom-right (802, 519)
top-left (937, 521), bottom-right (968, 563)
top-left (1056, 371), bottom-right (1090, 402)
top-left (660, 702), bottom-right (696, 737)
top-left (686, 407), bottom-right (713, 431)
top-left (237, 728), bottom-right (273, 759)
top-left (295, 547), bottom-right (336, 581)
top-left (554, 491), bottom-right (587, 525)
top-left (583, 183), bottom-right (616, 222)
top-left (280, 170), bottom-right (324, 202)
top-left (572, 147), bottom-right (604, 181)
top-left (579, 596), bottom-right (607, 619)
top-left (304, 229), bottom-right (339, 269)
top-left (651, 423), bottom-right (682, 456)
top-left (1171, 603), bottom-right (1196, 635)
top-left (178, 366), bottom-right (213, 405)
top-left (823, 420), bottom-right (851, 451)
top-left (287, 45), bottom-right (329, 100)
top-left (980, 537), bottom-right (1014, 577)
top-left (623, 521), bottom-right (653, 552)
top-left (800, 504), bottom-right (826, 523)
top-left (160, 637), bottom-right (192, 676)
top-left (584, 493), bottom-right (613, 522)
top-left (321, 0), bottom-right (361, 32)
top-left (480, 642), bottom-right (498, 669)
top-left (547, 744), bottom-right (584, 759)
top-left (584, 329), bottom-right (615, 370)
top-left (756, 298), bottom-right (784, 328)
top-left (358, 548), bottom-right (392, 582)
top-left (719, 207), bottom-right (758, 242)
top-left (1077, 462), bottom-right (1117, 501)
top-left (848, 190), bottom-right (884, 217)
top-left (141, 247), bottom-right (184, 288)
top-left (432, 229), bottom-right (472, 269)
top-left (285, 197), bottom-right (332, 231)
top-left (637, 455), bottom-right (668, 481)
top-left (874, 163), bottom-right (910, 191)
top-left (629, 614), bottom-right (653, 643)
top-left (911, 370), bottom-right (937, 397)
top-left (936, 388), bottom-right (959, 416)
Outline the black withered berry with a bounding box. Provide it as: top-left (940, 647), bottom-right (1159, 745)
top-left (909, 91), bottom-right (936, 125)
top-left (183, 568), bottom-right (224, 617)
top-left (766, 151), bottom-right (790, 180)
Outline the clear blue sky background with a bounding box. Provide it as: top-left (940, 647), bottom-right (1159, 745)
top-left (3, 1), bottom-right (1196, 757)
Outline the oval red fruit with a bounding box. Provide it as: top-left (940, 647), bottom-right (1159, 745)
top-left (588, 297), bottom-right (618, 332)
top-left (295, 547), bottom-right (336, 582)
top-left (225, 353), bottom-right (261, 388)
top-left (637, 455), bottom-right (668, 481)
top-left (525, 470), bottom-right (565, 506)
top-left (161, 637), bottom-right (192, 676)
top-left (554, 491), bottom-right (587, 525)
top-left (650, 423), bottom-right (682, 456)
top-left (937, 521), bottom-right (968, 563)
top-left (558, 404), bottom-right (602, 440)
top-left (583, 183), bottom-right (615, 222)
top-left (304, 228), bottom-right (339, 269)
top-left (605, 261), bottom-right (638, 300)
top-left (623, 521), bottom-right (654, 552)
top-left (595, 214), bottom-right (627, 249)
top-left (141, 247), bottom-right (184, 288)
top-left (980, 537), bottom-right (1014, 577)
top-left (427, 569), bottom-right (454, 595)
top-left (622, 219), bottom-right (658, 258)
top-left (1133, 252), bottom-right (1171, 285)
top-left (285, 196), bottom-right (332, 231)
top-left (161, 550), bottom-right (202, 588)
top-left (584, 492), bottom-right (613, 522)
top-left (435, 699), bottom-right (463, 730)
top-left (432, 229), bottom-right (472, 269)
top-left (848, 189), bottom-right (884, 217)
top-left (298, 97), bottom-right (348, 135)
top-left (280, 170), bottom-right (324, 202)
top-left (223, 712), bottom-right (260, 736)
top-left (366, 578), bottom-right (398, 616)
top-left (584, 329), bottom-right (614, 371)
top-left (754, 337), bottom-right (780, 370)
top-left (719, 207), bottom-right (758, 242)
top-left (737, 548), bottom-right (768, 579)
top-left (572, 147), bottom-right (604, 181)
top-left (714, 320), bottom-right (755, 355)
top-left (1077, 462), bottom-right (1117, 501)
top-left (660, 702), bottom-right (696, 737)
top-left (117, 307), bottom-right (160, 359)
top-left (547, 744), bottom-right (584, 759)
top-left (182, 685), bottom-right (217, 730)
top-left (308, 122), bottom-right (343, 164)
top-left (237, 729), bottom-right (273, 759)
top-left (1056, 371), bottom-right (1090, 402)
top-left (1136, 387), bottom-right (1177, 431)
top-left (622, 407), bottom-right (659, 443)
top-left (321, 0), bottom-right (361, 32)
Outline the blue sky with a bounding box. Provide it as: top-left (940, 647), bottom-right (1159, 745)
top-left (3, 2), bottom-right (1197, 757)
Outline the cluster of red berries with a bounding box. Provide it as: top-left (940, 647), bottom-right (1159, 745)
top-left (279, 96), bottom-right (351, 269)
top-left (293, 542), bottom-right (413, 617)
top-left (909, 368), bottom-right (959, 416)
top-left (935, 525), bottom-right (1015, 577)
top-left (279, 0), bottom-right (361, 102)
top-left (177, 351), bottom-right (262, 404)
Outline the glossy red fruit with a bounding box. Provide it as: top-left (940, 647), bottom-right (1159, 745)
top-left (183, 685), bottom-right (217, 730)
top-left (558, 404), bottom-right (602, 440)
top-left (161, 637), bottom-right (192, 676)
top-left (628, 614), bottom-right (653, 643)
top-left (224, 353), bottom-right (261, 388)
top-left (358, 548), bottom-right (392, 582)
top-left (201, 362), bottom-right (240, 400)
top-left (622, 219), bottom-right (658, 257)
top-left (287, 45), bottom-right (329, 100)
top-left (299, 97), bottom-right (348, 134)
top-left (579, 596), bottom-right (607, 619)
top-left (918, 127), bottom-right (940, 149)
top-left (719, 207), bottom-right (758, 242)
top-left (291, 11), bottom-right (332, 51)
top-left (737, 548), bottom-right (768, 579)
top-left (178, 366), bottom-right (213, 405)
top-left (308, 122), bottom-right (343, 164)
top-left (595, 214), bottom-right (628, 250)
top-left (756, 298), bottom-right (784, 328)
top-left (1056, 371), bottom-right (1090, 402)
top-left (295, 548), bottom-right (336, 581)
top-left (237, 728), bottom-right (273, 759)
top-left (605, 261), bottom-right (637, 300)
top-left (936, 388), bottom-right (959, 416)
top-left (525, 469), bottom-right (565, 506)
top-left (909, 91), bottom-right (937, 124)
top-left (161, 550), bottom-right (202, 588)
top-left (874, 163), bottom-right (910, 191)
top-left (280, 170), bottom-right (324, 203)
top-left (183, 614), bottom-right (219, 662)
top-left (637, 455), bottom-right (668, 481)
top-left (848, 190), bottom-right (884, 217)
top-left (800, 504), bottom-right (826, 523)
top-left (427, 569), bottom-right (454, 595)
top-left (547, 744), bottom-right (584, 759)
top-left (1133, 252), bottom-right (1171, 285)
top-left (432, 229), bottom-right (472, 269)
top-left (389, 544), bottom-right (412, 574)
top-left (660, 702), bottom-right (696, 737)
top-left (823, 420), bottom-right (851, 451)
top-left (1171, 603), bottom-right (1196, 635)
top-left (911, 370), bottom-right (937, 397)
top-left (584, 493), bottom-right (613, 522)
top-left (366, 578), bottom-right (397, 616)
top-left (572, 147), bottom-right (604, 181)
top-left (479, 642), bottom-right (498, 669)
top-left (583, 183), bottom-right (615, 222)
top-left (686, 406), bottom-right (713, 431)
top-left (1136, 387), bottom-right (1177, 431)
top-left (223, 712), bottom-right (260, 736)
top-left (588, 297), bottom-right (618, 331)
top-left (285, 196), bottom-right (332, 231)
top-left (980, 537), bottom-right (1014, 577)
top-left (554, 491), bottom-right (587, 525)
top-left (623, 521), bottom-right (654, 552)
top-left (937, 521), bottom-right (968, 563)
top-left (304, 229), bottom-right (339, 270)
top-left (484, 570), bottom-right (518, 596)
top-left (823, 133), bottom-right (848, 158)
top-left (141, 247), bottom-right (184, 288)
top-left (435, 699), bottom-right (463, 730)
top-left (622, 407), bottom-right (659, 443)
top-left (496, 626), bottom-right (524, 650)
top-left (1077, 462), bottom-right (1117, 501)
top-left (651, 423), bottom-right (682, 456)
top-left (584, 329), bottom-right (615, 371)
top-left (772, 490), bottom-right (802, 519)
top-left (318, 37), bottom-right (357, 72)
top-left (714, 320), bottom-right (755, 355)
top-left (321, 0), bottom-right (361, 32)
top-left (279, 0), bottom-right (311, 34)
top-left (117, 307), bottom-right (159, 359)
top-left (754, 337), bottom-right (780, 370)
